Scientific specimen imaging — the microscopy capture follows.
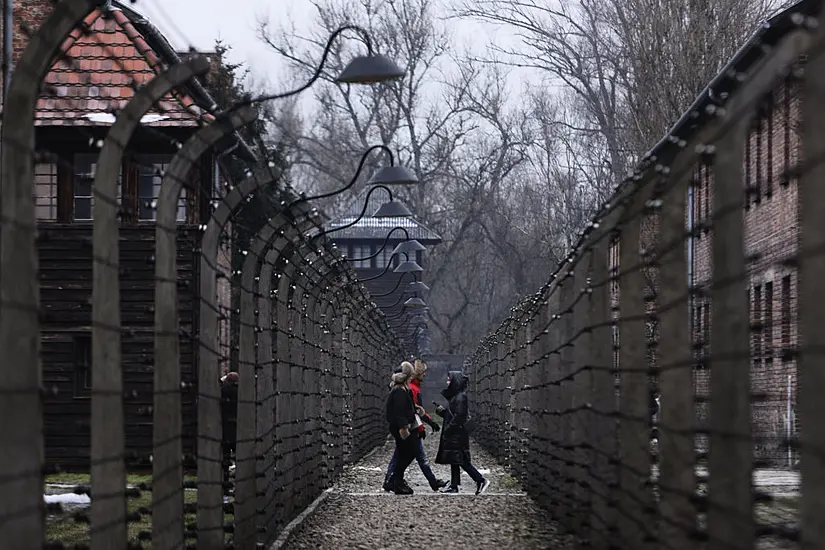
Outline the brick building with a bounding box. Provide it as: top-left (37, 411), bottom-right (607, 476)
top-left (691, 70), bottom-right (802, 467)
top-left (604, 0), bottom-right (813, 467)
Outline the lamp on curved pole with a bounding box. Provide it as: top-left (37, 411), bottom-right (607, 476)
top-left (235, 25), bottom-right (405, 111)
top-left (358, 251), bottom-right (422, 283)
top-left (286, 145), bottom-right (416, 218)
top-left (311, 184), bottom-right (413, 245)
top-left (374, 284), bottom-right (423, 310)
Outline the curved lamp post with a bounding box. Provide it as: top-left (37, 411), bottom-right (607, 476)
top-left (235, 25), bottom-right (406, 110)
top-left (286, 144), bottom-right (417, 215)
top-left (359, 251), bottom-right (423, 283)
top-left (312, 184), bottom-right (413, 244)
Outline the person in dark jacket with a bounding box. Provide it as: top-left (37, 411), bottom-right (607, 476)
top-left (382, 359), bottom-right (447, 492)
top-left (220, 371), bottom-right (239, 495)
top-left (435, 370), bottom-right (489, 495)
top-left (385, 361), bottom-right (419, 495)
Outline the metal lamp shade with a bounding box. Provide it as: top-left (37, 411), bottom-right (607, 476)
top-left (407, 281), bottom-right (430, 292)
top-left (367, 165), bottom-right (419, 185)
top-left (373, 200), bottom-right (413, 218)
top-left (335, 54), bottom-right (405, 84)
top-left (404, 297), bottom-right (427, 309)
top-left (394, 259), bottom-right (423, 273)
top-left (391, 239), bottom-right (426, 256)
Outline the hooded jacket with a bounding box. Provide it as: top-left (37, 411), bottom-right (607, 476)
top-left (435, 370), bottom-right (472, 465)
top-left (386, 362), bottom-right (417, 436)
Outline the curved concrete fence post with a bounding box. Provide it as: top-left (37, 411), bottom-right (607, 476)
top-left (305, 267), bottom-right (348, 489)
top-left (274, 247), bottom-right (306, 522)
top-left (281, 249), bottom-right (312, 511)
top-left (234, 206), bottom-right (315, 547)
top-left (235, 214), bottom-right (304, 548)
top-left (300, 259), bottom-right (340, 493)
top-left (258, 221), bottom-right (314, 539)
top-left (88, 56), bottom-right (211, 550)
top-left (256, 255), bottom-right (277, 541)
top-left (193, 164), bottom-right (284, 546)
top-left (0, 1), bottom-right (104, 548)
top-left (181, 107), bottom-right (257, 550)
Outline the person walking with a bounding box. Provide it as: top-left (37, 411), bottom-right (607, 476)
top-left (220, 371), bottom-right (239, 495)
top-left (382, 359), bottom-right (447, 492)
top-left (385, 361), bottom-right (419, 495)
top-left (435, 370), bottom-right (490, 495)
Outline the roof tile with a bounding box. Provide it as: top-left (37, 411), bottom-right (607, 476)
top-left (34, 8), bottom-right (206, 128)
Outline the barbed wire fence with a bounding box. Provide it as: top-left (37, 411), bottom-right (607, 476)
top-left (465, 5), bottom-right (825, 550)
top-left (0, 1), bottom-right (404, 549)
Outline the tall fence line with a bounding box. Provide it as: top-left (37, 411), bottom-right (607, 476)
top-left (0, 1), bottom-right (402, 549)
top-left (466, 5), bottom-right (825, 549)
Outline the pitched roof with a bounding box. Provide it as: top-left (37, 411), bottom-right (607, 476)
top-left (36, 6), bottom-right (209, 127)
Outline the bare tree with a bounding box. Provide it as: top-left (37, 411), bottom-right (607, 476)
top-left (454, 0), bottom-right (781, 176)
top-left (258, 0), bottom-right (533, 351)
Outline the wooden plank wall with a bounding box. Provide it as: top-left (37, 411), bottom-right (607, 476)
top-left (38, 224), bottom-right (201, 471)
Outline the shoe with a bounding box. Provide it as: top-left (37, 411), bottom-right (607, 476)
top-left (440, 485), bottom-right (459, 494)
top-left (393, 481), bottom-right (414, 495)
top-left (430, 479), bottom-right (448, 492)
top-left (382, 479), bottom-right (392, 492)
top-left (476, 479), bottom-right (490, 495)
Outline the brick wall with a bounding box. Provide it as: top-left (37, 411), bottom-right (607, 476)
top-left (12, 0), bottom-right (54, 65)
top-left (692, 74), bottom-right (802, 467)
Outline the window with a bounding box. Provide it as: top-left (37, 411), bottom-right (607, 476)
top-left (766, 96), bottom-right (774, 198)
top-left (73, 154), bottom-right (122, 222)
top-left (782, 81), bottom-right (792, 187)
top-left (34, 163), bottom-right (58, 221)
top-left (73, 154), bottom-right (96, 222)
top-left (350, 243), bottom-right (372, 268)
top-left (764, 282), bottom-right (773, 359)
top-left (752, 285), bottom-right (762, 360)
top-left (754, 117), bottom-right (763, 204)
top-left (781, 275), bottom-right (792, 351)
top-left (136, 155), bottom-right (185, 222)
top-left (691, 172), bottom-right (701, 227)
top-left (744, 130), bottom-right (753, 208)
top-left (377, 244), bottom-right (396, 269)
top-left (73, 333), bottom-right (92, 397)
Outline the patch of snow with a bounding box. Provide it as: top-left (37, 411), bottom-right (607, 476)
top-left (45, 493), bottom-right (90, 506)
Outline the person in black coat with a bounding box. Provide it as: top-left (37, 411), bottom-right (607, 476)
top-left (435, 370), bottom-right (490, 495)
top-left (220, 371), bottom-right (239, 494)
top-left (385, 361), bottom-right (418, 495)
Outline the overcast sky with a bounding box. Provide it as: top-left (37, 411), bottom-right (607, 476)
top-left (133, 0), bottom-right (495, 86)
top-left (135, 0), bottom-right (314, 81)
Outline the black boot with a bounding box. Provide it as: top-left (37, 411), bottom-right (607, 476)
top-left (392, 477), bottom-right (413, 495)
top-left (430, 479), bottom-right (448, 492)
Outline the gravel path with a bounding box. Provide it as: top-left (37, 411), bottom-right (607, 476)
top-left (282, 433), bottom-right (573, 549)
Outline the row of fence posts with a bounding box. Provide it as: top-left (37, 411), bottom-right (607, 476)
top-left (466, 9), bottom-right (825, 550)
top-left (0, 1), bottom-right (403, 549)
